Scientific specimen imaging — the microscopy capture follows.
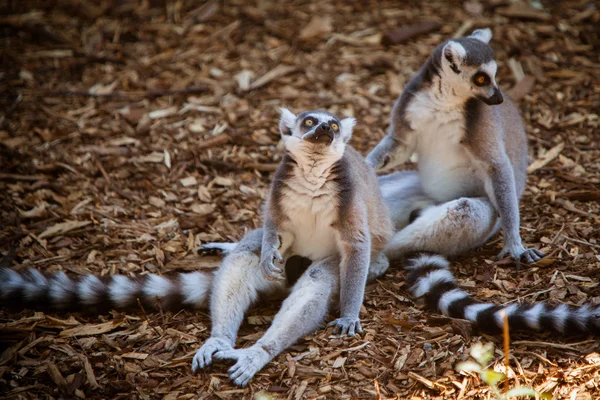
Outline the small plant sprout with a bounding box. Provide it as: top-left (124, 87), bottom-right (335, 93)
top-left (456, 342), bottom-right (551, 399)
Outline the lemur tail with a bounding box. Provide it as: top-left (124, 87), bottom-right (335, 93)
top-left (405, 254), bottom-right (600, 336)
top-left (0, 268), bottom-right (214, 313)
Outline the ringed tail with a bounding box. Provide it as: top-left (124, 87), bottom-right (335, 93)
top-left (405, 254), bottom-right (600, 336)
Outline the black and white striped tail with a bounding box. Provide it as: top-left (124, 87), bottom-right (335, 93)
top-left (405, 254), bottom-right (600, 336)
top-left (0, 268), bottom-right (214, 314)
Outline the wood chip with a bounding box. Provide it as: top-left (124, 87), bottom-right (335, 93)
top-left (248, 65), bottom-right (297, 91)
top-left (381, 21), bottom-right (442, 45)
top-left (38, 220), bottom-right (91, 239)
top-left (59, 320), bottom-right (124, 337)
top-left (527, 142), bottom-right (565, 173)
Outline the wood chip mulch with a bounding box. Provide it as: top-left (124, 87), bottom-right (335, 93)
top-left (1, 1), bottom-right (599, 399)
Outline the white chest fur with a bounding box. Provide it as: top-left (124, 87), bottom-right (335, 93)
top-left (280, 166), bottom-right (339, 261)
top-left (406, 92), bottom-right (484, 202)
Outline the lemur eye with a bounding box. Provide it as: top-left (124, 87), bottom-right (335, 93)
top-left (330, 123), bottom-right (339, 131)
top-left (304, 119), bottom-right (314, 126)
top-left (473, 73), bottom-right (490, 87)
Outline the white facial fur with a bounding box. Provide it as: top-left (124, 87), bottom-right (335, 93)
top-left (470, 28), bottom-right (492, 44)
top-left (439, 32), bottom-right (500, 102)
top-left (278, 108), bottom-right (356, 167)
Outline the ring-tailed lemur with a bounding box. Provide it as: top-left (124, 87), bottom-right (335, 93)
top-left (366, 28), bottom-right (545, 264)
top-left (191, 108), bottom-right (394, 386)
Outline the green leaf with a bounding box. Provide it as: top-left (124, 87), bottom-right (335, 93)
top-left (456, 360), bottom-right (482, 373)
top-left (480, 370), bottom-right (506, 387)
top-left (504, 387), bottom-right (539, 398)
top-left (470, 342), bottom-right (495, 365)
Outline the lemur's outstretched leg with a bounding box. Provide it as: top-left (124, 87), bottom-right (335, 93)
top-left (213, 256), bottom-right (339, 387)
top-left (192, 229), bottom-right (286, 372)
top-left (385, 197), bottom-right (500, 259)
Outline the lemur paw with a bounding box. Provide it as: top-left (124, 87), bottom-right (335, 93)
top-left (328, 317), bottom-right (362, 337)
top-left (366, 153), bottom-right (390, 171)
top-left (191, 337), bottom-right (233, 372)
top-left (214, 347), bottom-right (270, 387)
top-left (497, 244), bottom-right (545, 264)
top-left (259, 248), bottom-right (285, 281)
top-left (519, 248), bottom-right (545, 264)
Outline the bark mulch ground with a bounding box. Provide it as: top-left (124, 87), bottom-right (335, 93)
top-left (1, 1), bottom-right (599, 399)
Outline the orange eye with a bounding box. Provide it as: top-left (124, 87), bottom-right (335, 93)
top-left (476, 76), bottom-right (485, 85)
top-left (305, 119), bottom-right (314, 126)
top-left (331, 123), bottom-right (339, 131)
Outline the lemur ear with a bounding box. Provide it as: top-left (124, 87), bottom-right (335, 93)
top-left (339, 117), bottom-right (356, 143)
top-left (470, 28), bottom-right (492, 44)
top-left (442, 41), bottom-right (466, 74)
top-left (279, 107), bottom-right (296, 138)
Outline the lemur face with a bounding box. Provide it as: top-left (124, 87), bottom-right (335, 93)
top-left (279, 108), bottom-right (356, 156)
top-left (440, 29), bottom-right (503, 106)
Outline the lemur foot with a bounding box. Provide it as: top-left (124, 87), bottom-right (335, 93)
top-left (519, 248), bottom-right (545, 264)
top-left (497, 244), bottom-right (545, 264)
top-left (191, 337), bottom-right (233, 371)
top-left (214, 347), bottom-right (270, 387)
top-left (197, 242), bottom-right (237, 255)
top-left (259, 247), bottom-right (285, 281)
top-left (328, 317), bottom-right (362, 337)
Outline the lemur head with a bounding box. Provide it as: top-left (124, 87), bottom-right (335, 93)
top-left (278, 108), bottom-right (356, 160)
top-left (438, 28), bottom-right (503, 105)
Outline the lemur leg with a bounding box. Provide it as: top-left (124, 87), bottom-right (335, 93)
top-left (192, 229), bottom-right (287, 372)
top-left (367, 252), bottom-right (390, 282)
top-left (378, 170), bottom-right (437, 231)
top-left (214, 257), bottom-right (339, 387)
top-left (385, 197), bottom-right (500, 260)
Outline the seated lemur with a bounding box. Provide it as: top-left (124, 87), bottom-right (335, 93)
top-left (191, 108), bottom-right (394, 386)
top-left (367, 28), bottom-right (545, 264)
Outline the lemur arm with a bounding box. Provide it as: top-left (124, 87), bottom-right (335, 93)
top-left (259, 216), bottom-right (285, 281)
top-left (329, 208), bottom-right (371, 336)
top-left (485, 158), bottom-right (521, 246)
top-left (485, 157), bottom-right (543, 262)
top-left (366, 95), bottom-right (417, 171)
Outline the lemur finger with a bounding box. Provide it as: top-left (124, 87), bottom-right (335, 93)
top-left (228, 362), bottom-right (244, 378)
top-left (329, 322), bottom-right (341, 335)
top-left (233, 368), bottom-right (253, 388)
top-left (532, 248), bottom-right (545, 258)
top-left (347, 323), bottom-right (356, 337)
top-left (521, 251), bottom-right (536, 264)
top-left (214, 350), bottom-right (237, 362)
top-left (356, 322), bottom-right (363, 334)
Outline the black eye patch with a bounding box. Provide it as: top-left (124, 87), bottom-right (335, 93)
top-left (472, 72), bottom-right (490, 87)
top-left (302, 117), bottom-right (318, 127)
top-left (328, 120), bottom-right (340, 131)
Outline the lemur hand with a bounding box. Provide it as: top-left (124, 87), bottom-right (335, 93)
top-left (365, 151), bottom-right (391, 171)
top-left (192, 337), bottom-right (233, 371)
top-left (497, 243), bottom-right (545, 264)
top-left (259, 246), bottom-right (285, 281)
top-left (328, 316), bottom-right (362, 337)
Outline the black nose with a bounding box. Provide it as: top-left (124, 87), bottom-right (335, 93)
top-left (480, 88), bottom-right (503, 106)
top-left (321, 123), bottom-right (331, 131)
